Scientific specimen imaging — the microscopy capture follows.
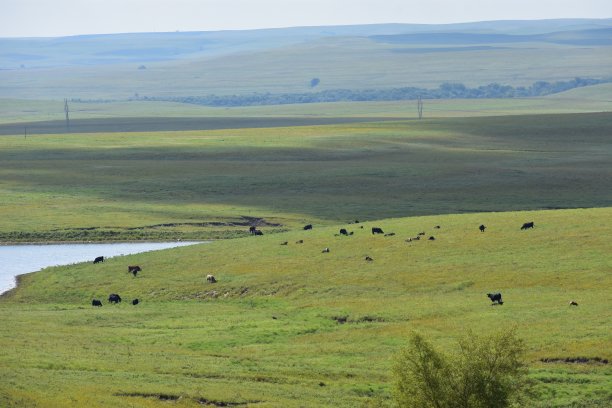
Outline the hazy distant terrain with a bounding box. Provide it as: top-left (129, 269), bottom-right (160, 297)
top-left (1, 19), bottom-right (611, 101)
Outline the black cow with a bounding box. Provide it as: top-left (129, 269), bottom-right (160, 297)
top-left (249, 226), bottom-right (257, 234)
top-left (132, 299), bottom-right (139, 306)
top-left (521, 222), bottom-right (535, 230)
top-left (372, 227), bottom-right (384, 235)
top-left (93, 256), bottom-right (104, 264)
top-left (339, 228), bottom-right (348, 236)
top-left (365, 256), bottom-right (373, 262)
top-left (128, 265), bottom-right (141, 275)
top-left (108, 293), bottom-right (122, 304)
top-left (92, 299), bottom-right (102, 307)
top-left (479, 224), bottom-right (486, 232)
top-left (303, 224), bottom-right (313, 230)
top-left (487, 292), bottom-right (503, 305)
top-left (428, 236), bottom-right (435, 241)
top-left (254, 229), bottom-right (264, 236)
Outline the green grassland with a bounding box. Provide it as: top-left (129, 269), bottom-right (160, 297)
top-left (1, 207), bottom-right (610, 407)
top-left (2, 38), bottom-right (610, 100)
top-left (2, 22), bottom-right (611, 100)
top-left (0, 112), bottom-right (610, 242)
top-left (2, 82), bottom-right (612, 124)
top-left (1, 19), bottom-right (610, 407)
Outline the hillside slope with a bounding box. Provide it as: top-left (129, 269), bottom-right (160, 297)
top-left (1, 208), bottom-right (610, 407)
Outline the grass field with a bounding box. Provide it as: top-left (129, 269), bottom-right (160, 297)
top-left (0, 112), bottom-right (610, 242)
top-left (2, 36), bottom-right (611, 100)
top-left (1, 18), bottom-right (610, 407)
top-left (1, 207), bottom-right (610, 407)
top-left (2, 21), bottom-right (611, 100)
top-left (2, 82), bottom-right (612, 124)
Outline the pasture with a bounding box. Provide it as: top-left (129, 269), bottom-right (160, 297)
top-left (2, 83), bottom-right (612, 124)
top-left (1, 207), bottom-right (610, 407)
top-left (0, 112), bottom-right (610, 242)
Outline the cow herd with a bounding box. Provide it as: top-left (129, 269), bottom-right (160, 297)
top-left (90, 258), bottom-right (143, 307)
top-left (253, 219), bottom-right (558, 307)
top-left (90, 218), bottom-right (554, 308)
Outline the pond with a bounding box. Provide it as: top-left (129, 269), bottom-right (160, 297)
top-left (0, 241), bottom-right (203, 295)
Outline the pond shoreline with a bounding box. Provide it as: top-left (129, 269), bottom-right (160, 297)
top-left (0, 241), bottom-right (207, 297)
top-left (0, 239), bottom-right (207, 246)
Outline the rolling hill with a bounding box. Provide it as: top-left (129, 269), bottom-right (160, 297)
top-left (1, 207), bottom-right (610, 407)
top-left (1, 19), bottom-right (611, 100)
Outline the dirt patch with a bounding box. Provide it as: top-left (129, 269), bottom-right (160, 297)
top-left (331, 315), bottom-right (386, 324)
top-left (540, 357), bottom-right (608, 364)
top-left (115, 392), bottom-right (261, 406)
top-left (50, 217), bottom-right (282, 233)
top-left (115, 392), bottom-right (180, 400)
top-left (197, 398), bottom-right (262, 407)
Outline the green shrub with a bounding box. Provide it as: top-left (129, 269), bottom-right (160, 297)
top-left (393, 329), bottom-right (528, 408)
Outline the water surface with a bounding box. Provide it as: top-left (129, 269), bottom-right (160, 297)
top-left (0, 242), bottom-right (202, 294)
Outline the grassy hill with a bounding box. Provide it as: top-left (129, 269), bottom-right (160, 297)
top-left (0, 112), bottom-right (610, 242)
top-left (1, 207), bottom-right (610, 407)
top-left (1, 19), bottom-right (611, 100)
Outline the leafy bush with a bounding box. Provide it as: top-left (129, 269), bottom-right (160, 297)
top-left (393, 329), bottom-right (528, 408)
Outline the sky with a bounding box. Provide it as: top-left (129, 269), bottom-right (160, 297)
top-left (1, 0), bottom-right (611, 38)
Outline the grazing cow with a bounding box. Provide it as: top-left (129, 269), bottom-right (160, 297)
top-left (280, 241), bottom-right (288, 245)
top-left (303, 224), bottom-right (313, 230)
top-left (296, 239), bottom-right (304, 244)
top-left (322, 247), bottom-right (330, 253)
top-left (339, 228), bottom-right (348, 236)
top-left (132, 299), bottom-right (139, 306)
top-left (372, 227), bottom-right (384, 235)
top-left (249, 226), bottom-right (257, 234)
top-left (417, 232), bottom-right (425, 236)
top-left (206, 274), bottom-right (217, 283)
top-left (487, 292), bottom-right (503, 305)
top-left (405, 238), bottom-right (412, 242)
top-left (521, 222), bottom-right (535, 230)
top-left (434, 225), bottom-right (441, 229)
top-left (254, 230), bottom-right (263, 236)
top-left (365, 256), bottom-right (373, 261)
top-left (128, 265), bottom-right (141, 274)
top-left (108, 293), bottom-right (122, 304)
top-left (479, 224), bottom-right (486, 232)
top-left (92, 299), bottom-right (102, 307)
top-left (569, 301), bottom-right (578, 306)
top-left (428, 236), bottom-right (435, 241)
top-left (93, 256), bottom-right (104, 264)
top-left (355, 220), bottom-right (360, 224)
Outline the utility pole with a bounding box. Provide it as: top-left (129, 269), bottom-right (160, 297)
top-left (64, 98), bottom-right (70, 129)
top-left (417, 96), bottom-right (423, 120)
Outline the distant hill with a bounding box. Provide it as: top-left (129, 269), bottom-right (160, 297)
top-left (0, 19), bottom-right (611, 100)
top-left (1, 19), bottom-right (611, 68)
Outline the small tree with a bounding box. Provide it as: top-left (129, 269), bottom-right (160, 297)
top-left (393, 329), bottom-right (528, 408)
